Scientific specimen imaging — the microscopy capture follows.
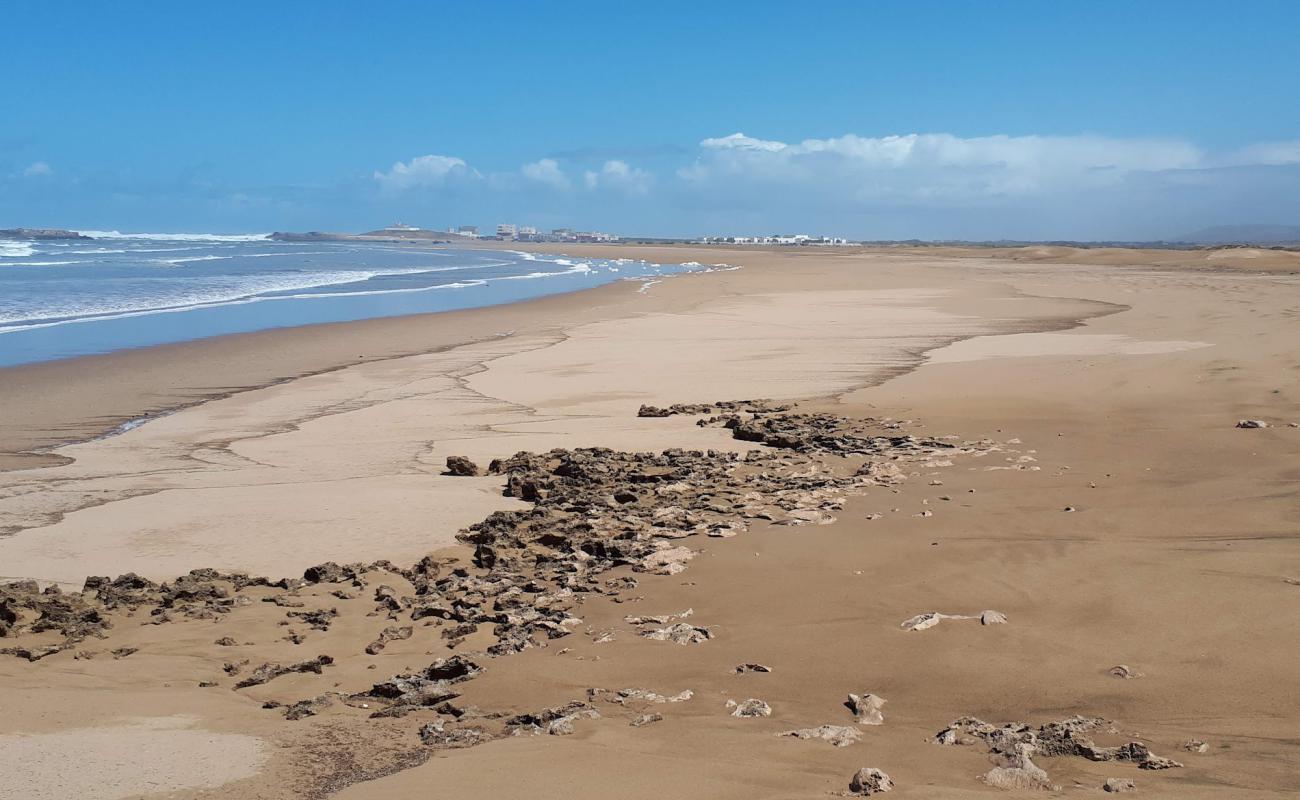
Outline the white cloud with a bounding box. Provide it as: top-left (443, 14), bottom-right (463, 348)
top-left (22, 161), bottom-right (53, 177)
top-left (373, 154), bottom-right (473, 191)
top-left (521, 158), bottom-right (571, 189)
top-left (583, 160), bottom-right (652, 194)
top-left (682, 131), bottom-right (1205, 200)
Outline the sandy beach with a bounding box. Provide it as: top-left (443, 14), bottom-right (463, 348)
top-left (1, 244), bottom-right (1297, 799)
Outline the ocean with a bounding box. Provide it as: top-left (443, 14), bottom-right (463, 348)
top-left (0, 232), bottom-right (723, 368)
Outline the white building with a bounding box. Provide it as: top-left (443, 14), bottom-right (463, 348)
top-left (496, 223), bottom-right (517, 238)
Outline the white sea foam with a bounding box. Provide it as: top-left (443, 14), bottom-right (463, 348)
top-left (78, 230), bottom-right (272, 242)
top-left (0, 266), bottom-right (459, 331)
top-left (0, 241), bottom-right (36, 258)
top-left (0, 260), bottom-right (79, 267)
top-left (153, 255), bottom-right (231, 265)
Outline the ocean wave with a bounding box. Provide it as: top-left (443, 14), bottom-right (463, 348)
top-left (152, 255), bottom-right (232, 265)
top-left (0, 260), bottom-right (80, 267)
top-left (0, 241), bottom-right (37, 258)
top-left (78, 230), bottom-right (272, 242)
top-left (0, 265), bottom-right (461, 331)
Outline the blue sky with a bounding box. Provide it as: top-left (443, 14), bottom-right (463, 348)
top-left (4, 1), bottom-right (1299, 239)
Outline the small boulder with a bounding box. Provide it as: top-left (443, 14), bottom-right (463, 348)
top-left (1104, 778), bottom-right (1137, 793)
top-left (1236, 419), bottom-right (1269, 429)
top-left (729, 698), bottom-right (771, 718)
top-left (445, 456), bottom-right (480, 476)
top-left (846, 693), bottom-right (887, 725)
top-left (849, 767), bottom-right (894, 795)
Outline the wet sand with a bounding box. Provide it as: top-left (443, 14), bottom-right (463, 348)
top-left (0, 245), bottom-right (1297, 798)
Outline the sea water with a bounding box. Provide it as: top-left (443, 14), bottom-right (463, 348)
top-left (0, 232), bottom-right (717, 367)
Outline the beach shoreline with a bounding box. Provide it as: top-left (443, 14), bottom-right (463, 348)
top-left (4, 241), bottom-right (1294, 473)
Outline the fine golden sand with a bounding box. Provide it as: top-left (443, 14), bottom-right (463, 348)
top-left (0, 244), bottom-right (1296, 798)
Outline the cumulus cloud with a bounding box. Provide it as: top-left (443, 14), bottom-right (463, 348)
top-left (583, 160), bottom-right (652, 194)
top-left (373, 154), bottom-right (474, 191)
top-left (22, 161), bottom-right (53, 177)
top-left (521, 158), bottom-right (571, 189)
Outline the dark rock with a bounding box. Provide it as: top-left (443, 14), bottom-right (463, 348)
top-left (233, 655), bottom-right (334, 689)
top-left (445, 456), bottom-right (480, 476)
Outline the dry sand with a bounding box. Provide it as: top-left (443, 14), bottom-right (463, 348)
top-left (0, 245), bottom-right (1297, 798)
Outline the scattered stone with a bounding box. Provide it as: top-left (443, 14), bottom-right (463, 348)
top-left (214, 636), bottom-right (237, 646)
top-left (729, 698), bottom-right (771, 718)
top-left (846, 693), bottom-right (887, 725)
top-left (980, 610), bottom-right (1008, 625)
top-left (638, 403), bottom-right (715, 418)
top-left (981, 744), bottom-right (1058, 791)
top-left (935, 715), bottom-right (1182, 773)
top-left (233, 655), bottom-right (334, 689)
top-left (779, 725), bottom-right (860, 747)
top-left (284, 694), bottom-right (333, 720)
top-left (445, 456), bottom-right (480, 476)
top-left (901, 611), bottom-right (970, 631)
top-left (623, 608), bottom-right (693, 625)
top-left (419, 720), bottom-right (493, 749)
top-left (1183, 739), bottom-right (1209, 753)
top-left (287, 607), bottom-right (338, 631)
top-left (1104, 777), bottom-right (1137, 793)
top-left (735, 663), bottom-right (772, 674)
top-left (110, 647), bottom-right (138, 659)
top-left (302, 562), bottom-right (354, 584)
top-left (595, 687), bottom-right (694, 706)
top-left (1109, 664), bottom-right (1140, 679)
top-left (505, 701), bottom-right (601, 736)
top-left (641, 622), bottom-right (713, 645)
top-left (1236, 419), bottom-right (1269, 429)
top-left (630, 712), bottom-right (663, 727)
top-left (364, 625), bottom-right (413, 655)
top-left (0, 644), bottom-right (65, 661)
top-left (848, 767), bottom-right (894, 795)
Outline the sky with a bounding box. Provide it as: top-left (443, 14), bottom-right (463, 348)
top-left (3, 0), bottom-right (1300, 240)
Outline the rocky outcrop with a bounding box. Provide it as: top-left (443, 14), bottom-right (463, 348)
top-left (0, 228), bottom-right (91, 240)
top-left (936, 715), bottom-right (1183, 783)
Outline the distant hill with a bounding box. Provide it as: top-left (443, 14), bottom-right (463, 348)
top-left (1176, 224), bottom-right (1300, 244)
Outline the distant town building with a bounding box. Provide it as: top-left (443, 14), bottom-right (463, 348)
top-left (696, 233), bottom-right (850, 246)
top-left (519, 226), bottom-right (538, 236)
top-left (496, 223), bottom-right (517, 238)
top-left (383, 222), bottom-right (422, 232)
top-left (456, 225), bottom-right (479, 237)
